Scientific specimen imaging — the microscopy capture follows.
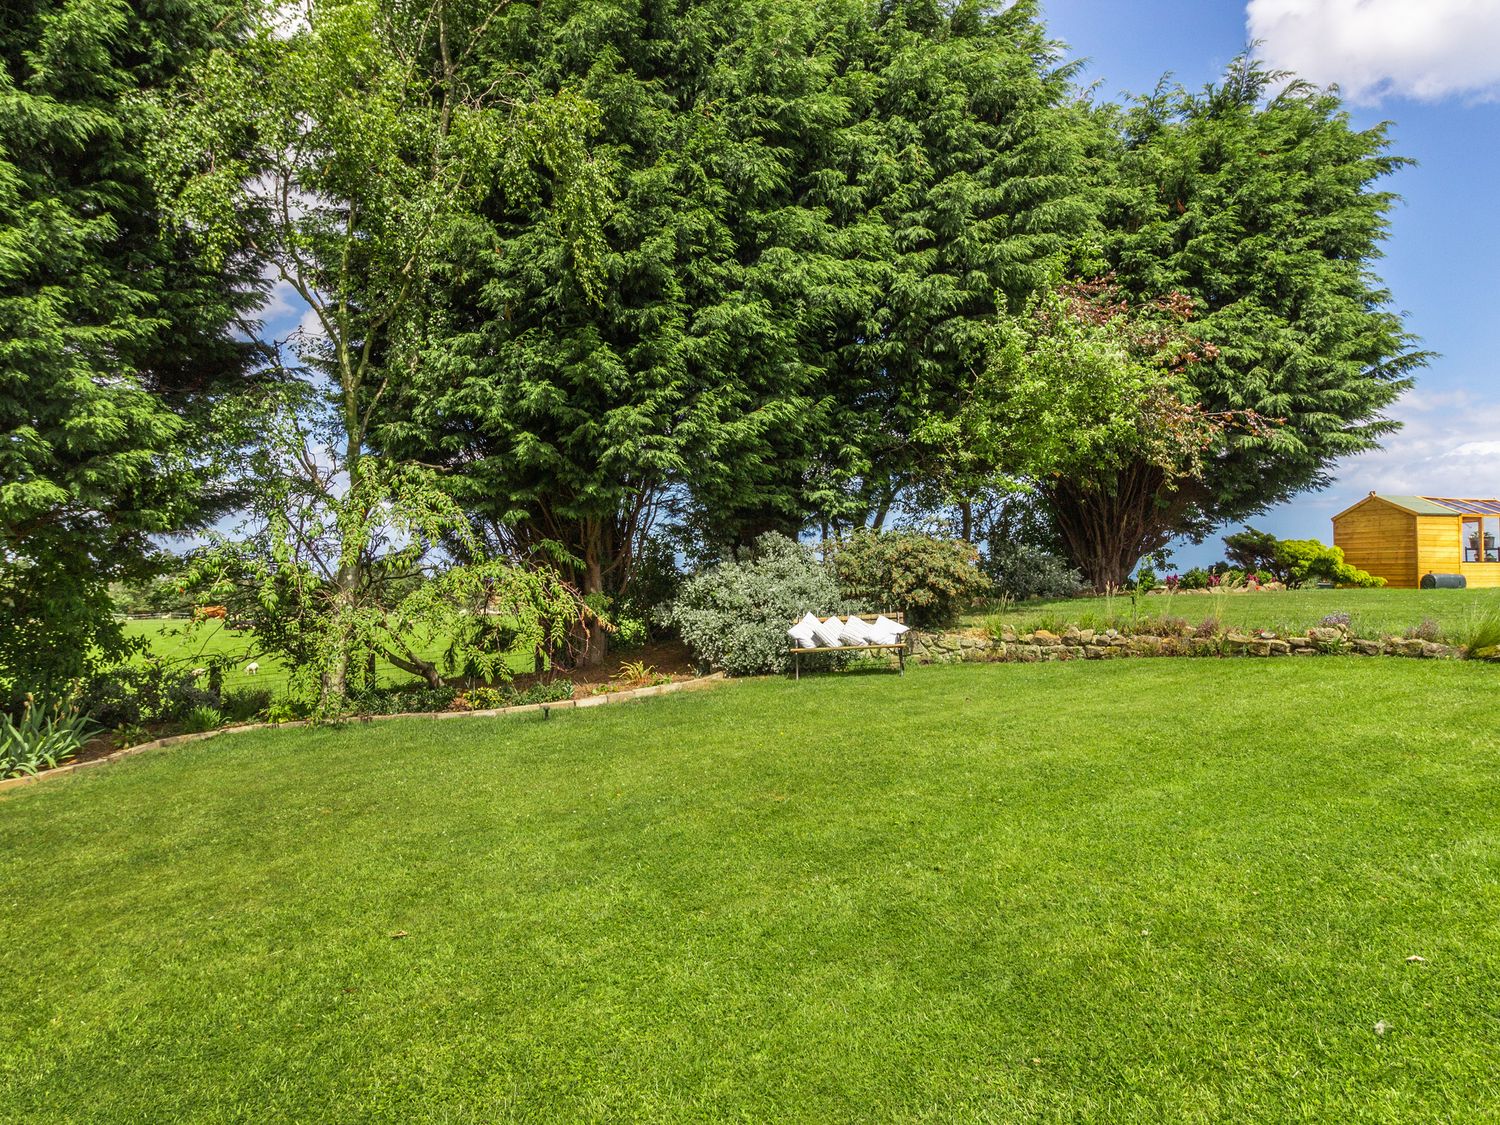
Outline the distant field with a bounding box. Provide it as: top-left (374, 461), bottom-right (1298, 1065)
top-left (977, 585), bottom-right (1500, 642)
top-left (118, 618), bottom-right (528, 696)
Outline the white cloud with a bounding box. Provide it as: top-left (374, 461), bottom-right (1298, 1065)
top-left (1319, 388), bottom-right (1500, 508)
top-left (1248, 0), bottom-right (1500, 103)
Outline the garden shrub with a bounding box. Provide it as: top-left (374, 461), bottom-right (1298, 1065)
top-left (985, 541), bottom-right (1085, 601)
top-left (221, 688), bottom-right (273, 723)
top-left (663, 533), bottom-right (846, 676)
top-left (181, 705), bottom-right (224, 733)
top-left (1226, 528), bottom-right (1382, 588)
top-left (75, 668), bottom-right (146, 729)
top-left (1223, 527), bottom-right (1284, 581)
top-left (1404, 618), bottom-right (1441, 642)
top-left (346, 683), bottom-right (458, 715)
top-left (461, 681), bottom-right (575, 710)
top-left (162, 677), bottom-right (220, 721)
top-left (1275, 539), bottom-right (1384, 588)
top-left (1178, 567), bottom-right (1212, 590)
top-left (76, 661), bottom-right (214, 729)
top-left (611, 534), bottom-right (682, 644)
top-left (1, 698), bottom-right (94, 778)
top-left (611, 617), bottom-right (649, 650)
top-left (829, 530), bottom-right (990, 626)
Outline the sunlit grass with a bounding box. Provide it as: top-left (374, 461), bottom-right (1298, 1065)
top-left (5, 660), bottom-right (1500, 1121)
top-left (975, 585), bottom-right (1500, 642)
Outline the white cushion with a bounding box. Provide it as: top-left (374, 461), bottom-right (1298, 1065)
top-left (787, 612), bottom-right (819, 647)
top-left (871, 615), bottom-right (908, 636)
top-left (839, 615), bottom-right (874, 645)
top-left (810, 616), bottom-right (844, 647)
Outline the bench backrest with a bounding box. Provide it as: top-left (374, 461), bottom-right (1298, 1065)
top-left (789, 612), bottom-right (905, 626)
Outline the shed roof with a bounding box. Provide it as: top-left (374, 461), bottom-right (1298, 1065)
top-left (1418, 496), bottom-right (1500, 515)
top-left (1334, 494), bottom-right (1500, 519)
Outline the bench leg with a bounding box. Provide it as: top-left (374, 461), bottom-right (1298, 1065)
top-left (897, 649), bottom-right (905, 675)
top-left (795, 651), bottom-right (800, 681)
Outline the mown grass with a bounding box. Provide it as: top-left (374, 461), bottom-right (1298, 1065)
top-left (118, 618), bottom-right (530, 696)
top-left (5, 659), bottom-right (1500, 1121)
top-left (978, 585), bottom-right (1500, 642)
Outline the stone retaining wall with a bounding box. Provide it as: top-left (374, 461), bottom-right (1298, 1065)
top-left (910, 624), bottom-right (1463, 665)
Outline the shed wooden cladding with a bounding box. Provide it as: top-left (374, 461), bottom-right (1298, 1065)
top-left (1332, 494), bottom-right (1500, 588)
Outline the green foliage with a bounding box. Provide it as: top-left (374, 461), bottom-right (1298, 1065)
top-left (152, 0), bottom-right (605, 701)
top-left (220, 688), bottom-right (272, 724)
top-left (1455, 609), bottom-right (1500, 658)
top-left (0, 0), bottom-right (257, 701)
top-left (832, 1), bottom-right (1095, 520)
top-left (1223, 527), bottom-right (1287, 583)
top-left (180, 706), bottom-right (224, 734)
top-left (1, 697), bottom-right (94, 778)
top-left (110, 571), bottom-right (192, 616)
top-left (1036, 56), bottom-right (1426, 586)
top-left (611, 619), bottom-right (649, 651)
top-left (664, 533), bottom-right (846, 676)
top-left (384, 0), bottom-right (1093, 603)
top-left (1178, 567), bottom-right (1211, 591)
top-left (825, 531), bottom-right (989, 627)
top-left (1274, 539), bottom-right (1385, 589)
top-left (182, 394), bottom-right (590, 715)
top-left (75, 659), bottom-right (221, 730)
top-left (986, 541), bottom-right (1086, 602)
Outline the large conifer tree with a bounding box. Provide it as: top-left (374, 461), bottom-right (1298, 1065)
top-left (1042, 59), bottom-right (1425, 588)
top-left (0, 0), bottom-right (260, 697)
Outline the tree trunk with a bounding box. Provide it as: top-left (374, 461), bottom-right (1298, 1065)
top-left (381, 647), bottom-right (443, 688)
top-left (568, 524), bottom-right (609, 668)
top-left (1042, 463), bottom-right (1193, 593)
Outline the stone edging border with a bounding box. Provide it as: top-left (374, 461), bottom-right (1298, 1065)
top-left (0, 673), bottom-right (729, 796)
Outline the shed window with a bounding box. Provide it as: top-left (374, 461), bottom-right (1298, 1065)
top-left (1465, 517), bottom-right (1500, 562)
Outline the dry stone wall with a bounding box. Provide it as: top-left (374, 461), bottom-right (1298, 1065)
top-left (910, 624), bottom-right (1464, 665)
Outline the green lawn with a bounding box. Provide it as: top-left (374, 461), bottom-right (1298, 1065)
top-left (981, 584), bottom-right (1500, 641)
top-left (5, 660), bottom-right (1500, 1121)
top-left (119, 618), bottom-right (528, 696)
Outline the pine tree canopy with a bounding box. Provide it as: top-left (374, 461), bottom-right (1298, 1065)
top-left (0, 0), bottom-right (261, 696)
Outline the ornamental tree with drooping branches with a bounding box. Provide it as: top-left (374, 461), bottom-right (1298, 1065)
top-left (152, 0), bottom-right (607, 705)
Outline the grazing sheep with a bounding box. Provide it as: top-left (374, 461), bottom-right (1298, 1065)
top-left (245, 661), bottom-right (260, 675)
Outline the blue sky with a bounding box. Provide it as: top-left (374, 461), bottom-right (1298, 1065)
top-left (1042, 0), bottom-right (1500, 565)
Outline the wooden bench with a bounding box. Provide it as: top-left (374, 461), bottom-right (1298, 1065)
top-left (789, 613), bottom-right (910, 680)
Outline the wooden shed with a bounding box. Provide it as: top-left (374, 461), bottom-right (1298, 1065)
top-left (1332, 493), bottom-right (1500, 588)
